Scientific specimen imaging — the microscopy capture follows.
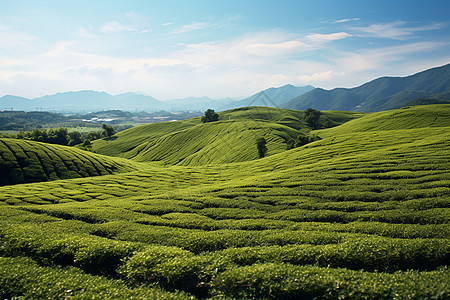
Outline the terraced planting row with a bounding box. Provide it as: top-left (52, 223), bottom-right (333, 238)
top-left (0, 105), bottom-right (449, 299)
top-left (92, 106), bottom-right (362, 165)
top-left (0, 138), bottom-right (142, 186)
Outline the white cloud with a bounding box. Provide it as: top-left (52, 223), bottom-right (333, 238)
top-left (334, 41), bottom-right (447, 72)
top-left (172, 22), bottom-right (210, 34)
top-left (78, 26), bottom-right (98, 39)
top-left (334, 18), bottom-right (360, 23)
top-left (0, 19), bottom-right (448, 100)
top-left (320, 41), bottom-right (449, 88)
top-left (306, 32), bottom-right (351, 43)
top-left (245, 40), bottom-right (308, 56)
top-left (0, 25), bottom-right (39, 53)
top-left (0, 38), bottom-right (218, 98)
top-left (177, 31), bottom-right (314, 69)
top-left (352, 21), bottom-right (445, 40)
top-left (100, 12), bottom-right (150, 34)
top-left (0, 29), bottom-right (321, 99)
top-left (100, 20), bottom-right (134, 34)
top-left (298, 71), bottom-right (345, 82)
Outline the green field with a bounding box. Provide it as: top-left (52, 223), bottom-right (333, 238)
top-left (1, 105), bottom-right (449, 299)
top-left (91, 106), bottom-right (362, 165)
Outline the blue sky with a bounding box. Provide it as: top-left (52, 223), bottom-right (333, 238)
top-left (1, 0), bottom-right (449, 100)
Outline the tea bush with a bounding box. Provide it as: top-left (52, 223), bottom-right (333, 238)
top-left (0, 256), bottom-right (191, 299)
top-left (0, 105), bottom-right (449, 299)
top-left (211, 263), bottom-right (449, 299)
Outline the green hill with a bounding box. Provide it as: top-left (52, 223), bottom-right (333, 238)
top-left (92, 106), bottom-right (362, 166)
top-left (0, 138), bottom-right (142, 186)
top-left (0, 104), bottom-right (449, 299)
top-left (316, 104), bottom-right (450, 138)
top-left (91, 117), bottom-right (199, 158)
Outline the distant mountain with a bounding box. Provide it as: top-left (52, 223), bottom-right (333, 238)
top-left (0, 95), bottom-right (35, 111)
top-left (112, 93), bottom-right (166, 110)
top-left (34, 91), bottom-right (114, 111)
top-left (0, 91), bottom-right (235, 112)
top-left (164, 96), bottom-right (234, 111)
top-left (0, 91), bottom-right (168, 112)
top-left (4, 62), bottom-right (448, 114)
top-left (282, 63), bottom-right (450, 112)
top-left (220, 84), bottom-right (314, 111)
top-left (2, 87), bottom-right (305, 113)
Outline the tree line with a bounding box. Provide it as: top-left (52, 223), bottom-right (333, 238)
top-left (2, 124), bottom-right (116, 150)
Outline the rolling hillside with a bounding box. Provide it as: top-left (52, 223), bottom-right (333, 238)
top-left (92, 106), bottom-right (362, 165)
top-left (0, 138), bottom-right (143, 186)
top-left (0, 104), bottom-right (449, 299)
top-left (283, 63), bottom-right (450, 112)
top-left (315, 104), bottom-right (450, 137)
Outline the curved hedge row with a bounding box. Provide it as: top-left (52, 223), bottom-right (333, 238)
top-left (0, 138), bottom-right (140, 186)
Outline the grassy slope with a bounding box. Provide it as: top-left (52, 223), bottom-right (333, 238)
top-left (0, 104), bottom-right (449, 299)
top-left (0, 138), bottom-right (143, 186)
top-left (92, 117), bottom-right (200, 158)
top-left (128, 120), bottom-right (301, 165)
top-left (316, 104), bottom-right (450, 137)
top-left (92, 106), bottom-right (362, 166)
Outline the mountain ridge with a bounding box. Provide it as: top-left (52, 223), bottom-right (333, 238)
top-left (1, 63), bottom-right (449, 113)
top-left (0, 84), bottom-right (314, 112)
top-left (219, 84), bottom-right (314, 111)
top-left (282, 63), bottom-right (450, 112)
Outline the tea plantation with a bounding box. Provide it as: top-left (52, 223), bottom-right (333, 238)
top-left (0, 105), bottom-right (449, 299)
top-left (0, 138), bottom-right (144, 186)
top-left (91, 106), bottom-right (363, 165)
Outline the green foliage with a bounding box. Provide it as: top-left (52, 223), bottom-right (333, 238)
top-left (211, 263), bottom-right (449, 299)
top-left (405, 98), bottom-right (450, 106)
top-left (0, 223), bottom-right (141, 275)
top-left (0, 257), bottom-right (191, 299)
top-left (68, 130), bottom-right (83, 146)
top-left (49, 127), bottom-right (70, 145)
top-left (119, 246), bottom-right (193, 283)
top-left (102, 123), bottom-right (116, 137)
top-left (92, 106), bottom-right (361, 165)
top-left (287, 133), bottom-right (320, 149)
top-left (11, 126), bottom-right (105, 147)
top-left (16, 127), bottom-right (72, 145)
top-left (256, 137), bottom-right (268, 158)
top-left (201, 108), bottom-right (219, 123)
top-left (0, 111), bottom-right (68, 131)
top-left (317, 104), bottom-right (450, 138)
top-left (85, 130), bottom-right (101, 140)
top-left (0, 104), bottom-right (449, 299)
top-left (304, 107), bottom-right (321, 129)
top-left (0, 138), bottom-right (143, 185)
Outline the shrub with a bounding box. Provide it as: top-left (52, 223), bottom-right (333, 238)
top-left (210, 263), bottom-right (450, 299)
top-left (119, 245), bottom-right (193, 284)
top-left (0, 256), bottom-right (191, 300)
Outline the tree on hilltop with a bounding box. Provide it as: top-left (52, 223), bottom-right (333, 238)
top-left (201, 109), bottom-right (219, 123)
top-left (304, 108), bottom-right (321, 129)
top-left (102, 124), bottom-right (116, 137)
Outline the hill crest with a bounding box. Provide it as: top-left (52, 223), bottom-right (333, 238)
top-left (282, 63), bottom-right (450, 112)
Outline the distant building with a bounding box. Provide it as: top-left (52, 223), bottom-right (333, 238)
top-left (82, 117), bottom-right (116, 123)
